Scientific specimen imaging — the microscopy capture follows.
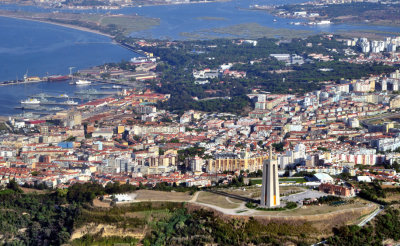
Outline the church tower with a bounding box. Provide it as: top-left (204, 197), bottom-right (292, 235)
top-left (260, 146), bottom-right (280, 207)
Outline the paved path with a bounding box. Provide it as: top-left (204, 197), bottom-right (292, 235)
top-left (112, 190), bottom-right (377, 221)
top-left (189, 191), bottom-right (200, 202)
top-left (358, 207), bottom-right (383, 227)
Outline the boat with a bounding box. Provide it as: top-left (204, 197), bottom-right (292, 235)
top-left (60, 94), bottom-right (69, 98)
top-left (75, 80), bottom-right (92, 85)
top-left (112, 85), bottom-right (122, 89)
top-left (47, 75), bottom-right (70, 82)
top-left (21, 98), bottom-right (41, 105)
top-left (65, 100), bottom-right (78, 105)
top-left (48, 107), bottom-right (64, 111)
top-left (273, 19), bottom-right (277, 22)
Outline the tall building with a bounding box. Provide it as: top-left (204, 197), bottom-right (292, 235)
top-left (260, 147), bottom-right (280, 208)
top-left (65, 110), bottom-right (82, 128)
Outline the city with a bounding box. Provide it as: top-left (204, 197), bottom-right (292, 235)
top-left (1, 0), bottom-right (400, 245)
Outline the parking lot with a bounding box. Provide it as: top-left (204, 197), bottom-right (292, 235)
top-left (282, 189), bottom-right (327, 203)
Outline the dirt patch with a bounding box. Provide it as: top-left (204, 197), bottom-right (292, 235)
top-left (383, 193), bottom-right (400, 202)
top-left (70, 223), bottom-right (145, 241)
top-left (21, 187), bottom-right (48, 194)
top-left (196, 192), bottom-right (241, 209)
top-left (134, 190), bottom-right (193, 201)
top-left (92, 198), bottom-right (111, 208)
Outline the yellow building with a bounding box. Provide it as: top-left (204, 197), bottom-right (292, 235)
top-left (117, 125), bottom-right (125, 134)
top-left (207, 152), bottom-right (268, 172)
top-left (390, 95), bottom-right (400, 109)
top-left (369, 79), bottom-right (376, 92)
top-left (384, 122), bottom-right (395, 133)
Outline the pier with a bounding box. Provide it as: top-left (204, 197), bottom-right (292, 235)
top-left (74, 89), bottom-right (118, 96)
top-left (31, 93), bottom-right (80, 100)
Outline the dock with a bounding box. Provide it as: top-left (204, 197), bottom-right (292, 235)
top-left (74, 89), bottom-right (118, 96)
top-left (31, 93), bottom-right (80, 100)
top-left (15, 106), bottom-right (64, 111)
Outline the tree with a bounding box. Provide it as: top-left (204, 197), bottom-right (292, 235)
top-left (6, 179), bottom-right (22, 193)
top-left (272, 142), bottom-right (284, 152)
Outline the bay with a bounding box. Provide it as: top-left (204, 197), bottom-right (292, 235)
top-left (0, 16), bottom-right (137, 116)
top-left (0, 16), bottom-right (136, 81)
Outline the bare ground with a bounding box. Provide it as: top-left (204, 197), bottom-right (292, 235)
top-left (134, 190), bottom-right (193, 202)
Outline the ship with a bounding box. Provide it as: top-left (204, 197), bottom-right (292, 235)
top-left (75, 80), bottom-right (92, 85)
top-left (64, 100), bottom-right (78, 105)
top-left (47, 75), bottom-right (70, 82)
top-left (21, 98), bottom-right (41, 104)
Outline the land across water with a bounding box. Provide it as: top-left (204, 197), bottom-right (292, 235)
top-left (0, 10), bottom-right (160, 37)
top-left (1, 0), bottom-right (400, 115)
top-left (0, 13), bottom-right (113, 38)
top-left (3, 0), bottom-right (400, 41)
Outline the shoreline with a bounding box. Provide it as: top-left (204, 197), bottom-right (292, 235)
top-left (0, 15), bottom-right (131, 119)
top-left (0, 14), bottom-right (114, 39)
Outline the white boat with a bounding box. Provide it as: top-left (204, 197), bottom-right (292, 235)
top-left (21, 98), bottom-right (41, 104)
top-left (112, 85), bottom-right (122, 89)
top-left (65, 100), bottom-right (78, 105)
top-left (75, 80), bottom-right (92, 85)
top-left (60, 94), bottom-right (69, 98)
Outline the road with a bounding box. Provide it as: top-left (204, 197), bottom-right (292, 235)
top-left (358, 207), bottom-right (383, 227)
top-left (361, 112), bottom-right (400, 126)
top-left (312, 206), bottom-right (382, 245)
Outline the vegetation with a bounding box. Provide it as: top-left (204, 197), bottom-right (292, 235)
top-left (144, 208), bottom-right (313, 245)
top-left (272, 142), bottom-right (285, 152)
top-left (247, 169), bottom-right (263, 178)
top-left (181, 22), bottom-right (312, 39)
top-left (305, 195), bottom-right (344, 206)
top-left (0, 10), bottom-right (160, 37)
top-left (245, 201), bottom-right (298, 211)
top-left (328, 208), bottom-right (400, 245)
top-left (357, 181), bottom-right (388, 205)
top-left (126, 36), bottom-right (398, 114)
top-left (4, 180), bottom-right (400, 245)
top-left (0, 178), bottom-right (316, 246)
top-left (0, 188), bottom-right (78, 245)
top-left (71, 234), bottom-right (139, 246)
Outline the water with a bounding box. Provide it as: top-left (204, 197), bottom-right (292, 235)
top-left (0, 16), bottom-right (137, 81)
top-left (2, 0), bottom-right (400, 40)
top-left (120, 0), bottom-right (400, 40)
top-left (0, 80), bottom-right (114, 116)
top-left (0, 16), bottom-right (137, 115)
top-left (1, 0), bottom-right (400, 115)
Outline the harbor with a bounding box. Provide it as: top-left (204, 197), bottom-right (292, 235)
top-left (0, 75), bottom-right (70, 86)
